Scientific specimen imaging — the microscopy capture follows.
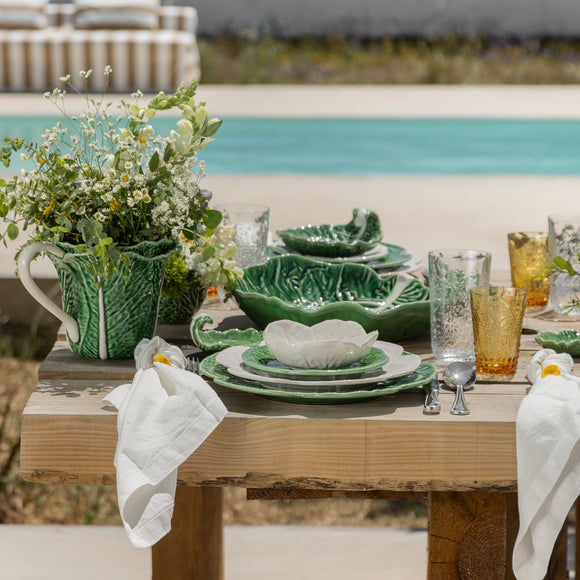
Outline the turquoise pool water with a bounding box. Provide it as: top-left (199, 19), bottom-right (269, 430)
top-left (2, 116), bottom-right (580, 175)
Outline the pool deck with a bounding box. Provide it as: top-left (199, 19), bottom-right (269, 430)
top-left (3, 84), bottom-right (580, 118)
top-left (3, 84), bottom-right (580, 278)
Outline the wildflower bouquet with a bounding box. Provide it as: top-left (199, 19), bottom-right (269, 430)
top-left (0, 67), bottom-right (242, 296)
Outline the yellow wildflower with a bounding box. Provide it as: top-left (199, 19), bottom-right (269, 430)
top-left (541, 364), bottom-right (561, 378)
top-left (42, 200), bottom-right (55, 218)
top-left (109, 200), bottom-right (120, 211)
top-left (153, 353), bottom-right (172, 366)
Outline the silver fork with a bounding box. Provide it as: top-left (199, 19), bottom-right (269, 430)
top-left (423, 375), bottom-right (441, 414)
top-left (186, 354), bottom-right (200, 374)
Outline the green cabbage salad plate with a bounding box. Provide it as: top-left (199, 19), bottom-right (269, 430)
top-left (276, 208), bottom-right (383, 258)
top-left (535, 329), bottom-right (580, 356)
top-left (233, 255), bottom-right (430, 342)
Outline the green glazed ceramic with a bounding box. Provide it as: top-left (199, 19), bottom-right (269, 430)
top-left (233, 255), bottom-right (430, 342)
top-left (158, 279), bottom-right (208, 324)
top-left (19, 239), bottom-right (178, 359)
top-left (277, 208), bottom-right (382, 257)
top-left (242, 344), bottom-right (388, 378)
top-left (270, 242), bottom-right (412, 271)
top-left (200, 353), bottom-right (437, 404)
top-left (535, 329), bottom-right (580, 356)
top-left (190, 314), bottom-right (263, 352)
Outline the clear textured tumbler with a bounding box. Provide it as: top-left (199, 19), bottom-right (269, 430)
top-left (507, 232), bottom-right (549, 307)
top-left (428, 249), bottom-right (491, 362)
top-left (548, 214), bottom-right (580, 316)
top-left (215, 204), bottom-right (270, 268)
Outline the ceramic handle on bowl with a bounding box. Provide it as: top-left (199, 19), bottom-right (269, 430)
top-left (17, 242), bottom-right (79, 343)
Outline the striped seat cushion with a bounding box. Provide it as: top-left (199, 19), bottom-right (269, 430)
top-left (0, 6), bottom-right (200, 93)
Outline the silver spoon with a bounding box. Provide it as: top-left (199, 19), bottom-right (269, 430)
top-left (443, 362), bottom-right (476, 415)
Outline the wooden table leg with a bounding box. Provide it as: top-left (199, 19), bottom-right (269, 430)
top-left (151, 486), bottom-right (223, 580)
top-left (428, 491), bottom-right (516, 580)
top-left (428, 491), bottom-right (568, 580)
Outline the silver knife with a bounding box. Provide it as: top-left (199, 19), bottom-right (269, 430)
top-left (423, 375), bottom-right (441, 414)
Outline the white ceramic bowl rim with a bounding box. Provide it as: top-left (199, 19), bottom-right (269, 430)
top-left (263, 319), bottom-right (379, 369)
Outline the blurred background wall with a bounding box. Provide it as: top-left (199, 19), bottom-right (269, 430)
top-left (170, 0), bottom-right (580, 38)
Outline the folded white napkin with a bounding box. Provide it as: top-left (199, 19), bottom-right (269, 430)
top-left (103, 337), bottom-right (227, 548)
top-left (512, 348), bottom-right (580, 580)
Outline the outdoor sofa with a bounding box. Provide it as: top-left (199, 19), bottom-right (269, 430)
top-left (0, 0), bottom-right (201, 93)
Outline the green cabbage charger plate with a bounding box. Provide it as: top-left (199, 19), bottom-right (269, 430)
top-left (233, 255), bottom-right (430, 342)
top-left (276, 208), bottom-right (382, 257)
top-left (535, 329), bottom-right (580, 356)
top-left (200, 352), bottom-right (437, 404)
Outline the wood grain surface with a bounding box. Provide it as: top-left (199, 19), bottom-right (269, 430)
top-left (22, 296), bottom-right (578, 580)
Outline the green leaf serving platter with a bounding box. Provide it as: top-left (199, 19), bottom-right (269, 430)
top-left (233, 255), bottom-right (430, 342)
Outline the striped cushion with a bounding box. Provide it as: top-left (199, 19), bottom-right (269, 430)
top-left (73, 0), bottom-right (161, 30)
top-left (0, 1), bottom-right (48, 29)
top-left (0, 6), bottom-right (199, 92)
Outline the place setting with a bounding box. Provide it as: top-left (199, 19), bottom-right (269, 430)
top-left (268, 207), bottom-right (420, 275)
top-left (199, 319), bottom-right (437, 404)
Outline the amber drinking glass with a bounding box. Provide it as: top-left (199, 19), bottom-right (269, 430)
top-left (470, 286), bottom-right (527, 377)
top-left (507, 232), bottom-right (549, 307)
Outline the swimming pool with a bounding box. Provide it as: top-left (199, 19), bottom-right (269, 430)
top-left (2, 116), bottom-right (580, 175)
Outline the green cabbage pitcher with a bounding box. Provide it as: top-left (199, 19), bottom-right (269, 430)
top-left (18, 239), bottom-right (178, 359)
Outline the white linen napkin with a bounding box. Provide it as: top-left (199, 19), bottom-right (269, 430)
top-left (512, 348), bottom-right (580, 580)
top-left (103, 336), bottom-right (227, 548)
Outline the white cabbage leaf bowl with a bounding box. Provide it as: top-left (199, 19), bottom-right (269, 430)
top-left (263, 319), bottom-right (378, 369)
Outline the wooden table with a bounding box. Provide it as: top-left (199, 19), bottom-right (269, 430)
top-left (20, 302), bottom-right (578, 580)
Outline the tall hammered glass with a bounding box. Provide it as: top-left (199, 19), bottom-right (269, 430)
top-left (548, 214), bottom-right (580, 316)
top-left (215, 204), bottom-right (270, 268)
top-left (428, 249), bottom-right (491, 362)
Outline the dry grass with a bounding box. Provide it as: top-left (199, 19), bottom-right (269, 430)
top-left (0, 355), bottom-right (427, 529)
top-left (199, 35), bottom-right (580, 85)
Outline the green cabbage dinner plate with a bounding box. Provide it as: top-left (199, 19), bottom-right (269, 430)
top-left (269, 242), bottom-right (412, 271)
top-left (200, 353), bottom-right (437, 404)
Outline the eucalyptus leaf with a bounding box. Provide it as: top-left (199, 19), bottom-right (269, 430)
top-left (6, 223), bottom-right (18, 240)
top-left (204, 118), bottom-right (223, 137)
top-left (554, 256), bottom-right (576, 276)
top-left (149, 151), bottom-right (159, 172)
top-left (203, 209), bottom-right (222, 229)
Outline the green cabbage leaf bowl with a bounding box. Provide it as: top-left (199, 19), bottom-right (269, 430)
top-left (233, 255), bottom-right (430, 342)
top-left (276, 208), bottom-right (382, 257)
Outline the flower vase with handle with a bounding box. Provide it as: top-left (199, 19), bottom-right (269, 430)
top-left (18, 239), bottom-right (177, 359)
